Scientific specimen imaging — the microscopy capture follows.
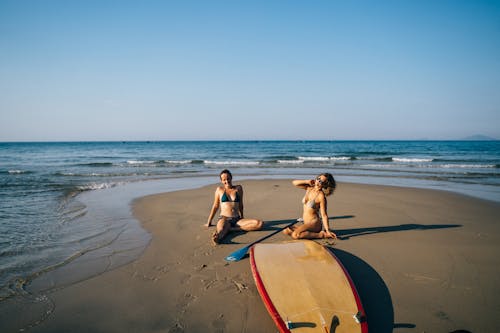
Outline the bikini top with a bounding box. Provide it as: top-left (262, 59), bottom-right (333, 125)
top-left (302, 191), bottom-right (319, 209)
top-left (221, 190), bottom-right (240, 203)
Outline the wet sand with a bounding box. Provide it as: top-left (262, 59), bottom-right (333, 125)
top-left (6, 180), bottom-right (500, 332)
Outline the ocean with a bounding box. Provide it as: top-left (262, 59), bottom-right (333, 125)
top-left (1, 140), bottom-right (499, 304)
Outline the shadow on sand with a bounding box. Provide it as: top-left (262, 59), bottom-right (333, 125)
top-left (223, 215), bottom-right (460, 245)
top-left (329, 247), bottom-right (395, 332)
top-left (331, 247), bottom-right (470, 332)
top-left (234, 216), bottom-right (461, 332)
top-left (261, 215), bottom-right (356, 230)
top-left (221, 215), bottom-right (464, 331)
top-left (336, 223), bottom-right (461, 240)
top-left (329, 219), bottom-right (460, 331)
top-left (222, 216), bottom-right (355, 244)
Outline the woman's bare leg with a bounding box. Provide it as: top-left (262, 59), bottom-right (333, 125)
top-left (283, 226), bottom-right (294, 235)
top-left (293, 229), bottom-right (337, 239)
top-left (236, 218), bottom-right (263, 231)
top-left (291, 223), bottom-right (322, 239)
top-left (213, 218), bottom-right (231, 245)
top-left (292, 230), bottom-right (320, 239)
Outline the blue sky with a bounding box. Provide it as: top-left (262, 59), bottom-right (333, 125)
top-left (1, 0), bottom-right (499, 141)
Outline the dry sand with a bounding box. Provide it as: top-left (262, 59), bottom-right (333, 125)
top-left (7, 180), bottom-right (500, 332)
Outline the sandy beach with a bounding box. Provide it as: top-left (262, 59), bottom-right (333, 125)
top-left (5, 180), bottom-right (500, 333)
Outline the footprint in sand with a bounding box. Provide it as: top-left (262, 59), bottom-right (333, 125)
top-left (212, 314), bottom-right (226, 332)
top-left (232, 280), bottom-right (248, 293)
top-left (435, 310), bottom-right (450, 321)
top-left (168, 322), bottom-right (184, 333)
top-left (176, 293), bottom-right (197, 313)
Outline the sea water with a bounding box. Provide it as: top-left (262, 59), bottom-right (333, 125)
top-left (0, 140), bottom-right (499, 301)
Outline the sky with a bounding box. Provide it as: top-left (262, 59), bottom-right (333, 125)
top-left (1, 0), bottom-right (499, 141)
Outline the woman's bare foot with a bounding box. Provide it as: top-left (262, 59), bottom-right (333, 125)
top-left (283, 227), bottom-right (293, 235)
top-left (211, 231), bottom-right (219, 246)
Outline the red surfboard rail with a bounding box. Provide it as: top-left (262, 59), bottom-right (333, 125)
top-left (250, 245), bottom-right (291, 333)
top-left (325, 247), bottom-right (369, 333)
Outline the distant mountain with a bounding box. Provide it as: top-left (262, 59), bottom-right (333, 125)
top-left (461, 135), bottom-right (497, 141)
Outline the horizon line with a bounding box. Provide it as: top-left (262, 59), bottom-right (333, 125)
top-left (1, 138), bottom-right (498, 143)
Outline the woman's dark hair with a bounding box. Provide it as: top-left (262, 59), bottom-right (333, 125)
top-left (220, 169), bottom-right (232, 179)
top-left (320, 172), bottom-right (336, 196)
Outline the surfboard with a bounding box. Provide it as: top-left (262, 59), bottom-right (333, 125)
top-left (250, 240), bottom-right (368, 333)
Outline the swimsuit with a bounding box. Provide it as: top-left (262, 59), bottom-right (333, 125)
top-left (219, 216), bottom-right (241, 227)
top-left (220, 189), bottom-right (241, 226)
top-left (302, 191), bottom-right (319, 210)
top-left (221, 190), bottom-right (240, 202)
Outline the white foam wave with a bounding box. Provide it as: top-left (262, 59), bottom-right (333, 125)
top-left (204, 160), bottom-right (260, 166)
top-left (8, 170), bottom-right (26, 174)
top-left (441, 164), bottom-right (496, 169)
top-left (126, 160), bottom-right (156, 165)
top-left (393, 158), bottom-right (433, 163)
top-left (298, 156), bottom-right (330, 161)
top-left (77, 182), bottom-right (121, 191)
top-left (61, 172), bottom-right (107, 177)
top-left (330, 156), bottom-right (351, 161)
top-left (164, 160), bottom-right (192, 164)
top-left (298, 156), bottom-right (351, 162)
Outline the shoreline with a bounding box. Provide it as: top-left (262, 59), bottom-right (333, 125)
top-left (7, 171), bottom-right (495, 298)
top-left (2, 179), bottom-right (499, 332)
top-left (6, 172), bottom-right (497, 308)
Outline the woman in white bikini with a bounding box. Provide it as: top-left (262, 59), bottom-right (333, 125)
top-left (284, 173), bottom-right (337, 239)
top-left (206, 169), bottom-right (263, 245)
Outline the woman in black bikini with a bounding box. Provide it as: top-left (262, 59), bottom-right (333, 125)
top-left (206, 169), bottom-right (263, 245)
top-left (284, 173), bottom-right (337, 239)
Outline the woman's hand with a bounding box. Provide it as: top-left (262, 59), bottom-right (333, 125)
top-left (323, 230), bottom-right (337, 239)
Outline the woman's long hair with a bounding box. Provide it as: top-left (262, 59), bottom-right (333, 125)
top-left (320, 173), bottom-right (336, 196)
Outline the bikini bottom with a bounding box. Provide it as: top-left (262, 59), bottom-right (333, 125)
top-left (219, 216), bottom-right (241, 227)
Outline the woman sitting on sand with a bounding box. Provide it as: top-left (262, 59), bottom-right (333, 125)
top-left (206, 169), bottom-right (263, 245)
top-left (284, 173), bottom-right (337, 239)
